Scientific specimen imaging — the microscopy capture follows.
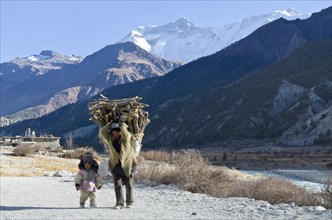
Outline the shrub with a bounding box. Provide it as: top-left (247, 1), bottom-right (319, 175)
top-left (320, 178), bottom-right (332, 209)
top-left (62, 147), bottom-right (100, 161)
top-left (136, 149), bottom-right (233, 195)
top-left (13, 144), bottom-right (40, 156)
top-left (140, 150), bottom-right (173, 162)
top-left (171, 149), bottom-right (213, 193)
top-left (136, 149), bottom-right (332, 209)
top-left (33, 144), bottom-right (43, 152)
top-left (135, 161), bottom-right (177, 185)
top-left (228, 177), bottom-right (323, 206)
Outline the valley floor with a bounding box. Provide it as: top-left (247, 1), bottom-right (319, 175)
top-left (1, 176), bottom-right (331, 220)
top-left (0, 146), bottom-right (331, 219)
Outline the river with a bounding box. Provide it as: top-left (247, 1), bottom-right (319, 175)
top-left (241, 169), bottom-right (331, 192)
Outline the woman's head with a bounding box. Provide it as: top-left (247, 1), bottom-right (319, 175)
top-left (110, 122), bottom-right (121, 139)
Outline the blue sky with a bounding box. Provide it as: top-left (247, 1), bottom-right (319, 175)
top-left (1, 0), bottom-right (331, 62)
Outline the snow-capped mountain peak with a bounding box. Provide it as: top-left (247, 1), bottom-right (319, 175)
top-left (23, 50), bottom-right (64, 63)
top-left (27, 56), bottom-right (38, 62)
top-left (122, 30), bottom-right (151, 52)
top-left (0, 51), bottom-right (84, 81)
top-left (120, 17), bottom-right (200, 61)
top-left (39, 50), bottom-right (62, 59)
top-left (120, 9), bottom-right (311, 62)
top-left (10, 50), bottom-right (83, 67)
top-left (173, 17), bottom-right (197, 27)
top-left (162, 17), bottom-right (198, 33)
top-left (268, 8), bottom-right (310, 21)
top-left (275, 8), bottom-right (301, 16)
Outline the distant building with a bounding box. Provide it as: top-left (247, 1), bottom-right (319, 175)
top-left (0, 128), bottom-right (61, 152)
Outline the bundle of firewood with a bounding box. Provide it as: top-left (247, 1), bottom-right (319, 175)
top-left (88, 95), bottom-right (150, 137)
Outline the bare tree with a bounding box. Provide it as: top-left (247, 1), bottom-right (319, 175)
top-left (66, 132), bottom-right (73, 150)
top-left (222, 153), bottom-right (227, 161)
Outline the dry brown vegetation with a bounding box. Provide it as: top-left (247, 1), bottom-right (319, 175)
top-left (138, 149), bottom-right (332, 209)
top-left (228, 177), bottom-right (328, 207)
top-left (321, 178), bottom-right (332, 208)
top-left (140, 149), bottom-right (173, 162)
top-left (0, 148), bottom-right (79, 177)
top-left (13, 144), bottom-right (41, 156)
top-left (62, 147), bottom-right (101, 161)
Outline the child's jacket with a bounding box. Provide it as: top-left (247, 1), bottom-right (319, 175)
top-left (75, 169), bottom-right (102, 192)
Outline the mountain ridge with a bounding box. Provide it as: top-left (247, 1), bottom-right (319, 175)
top-left (0, 42), bottom-right (180, 120)
top-left (120, 9), bottom-right (310, 62)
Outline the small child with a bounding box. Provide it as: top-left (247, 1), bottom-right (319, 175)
top-left (74, 153), bottom-right (102, 208)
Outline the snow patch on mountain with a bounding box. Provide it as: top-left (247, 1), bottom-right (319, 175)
top-left (27, 56), bottom-right (38, 62)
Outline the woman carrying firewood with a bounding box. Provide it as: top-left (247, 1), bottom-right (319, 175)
top-left (99, 115), bottom-right (137, 210)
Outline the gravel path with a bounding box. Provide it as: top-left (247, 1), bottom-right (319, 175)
top-left (0, 177), bottom-right (331, 219)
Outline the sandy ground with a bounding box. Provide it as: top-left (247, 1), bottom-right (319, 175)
top-left (1, 176), bottom-right (331, 220)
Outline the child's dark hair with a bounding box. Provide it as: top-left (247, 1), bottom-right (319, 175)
top-left (78, 152), bottom-right (99, 173)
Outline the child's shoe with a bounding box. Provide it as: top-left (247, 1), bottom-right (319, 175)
top-left (113, 204), bottom-right (124, 209)
top-left (90, 203), bottom-right (97, 208)
top-left (126, 204), bottom-right (133, 208)
top-left (79, 203), bottom-right (85, 208)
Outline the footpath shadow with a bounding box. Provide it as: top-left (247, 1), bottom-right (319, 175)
top-left (0, 206), bottom-right (111, 211)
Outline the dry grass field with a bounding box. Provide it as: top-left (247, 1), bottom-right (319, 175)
top-left (0, 147), bottom-right (80, 177)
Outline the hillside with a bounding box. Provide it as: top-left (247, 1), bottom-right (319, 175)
top-left (146, 39), bottom-right (332, 147)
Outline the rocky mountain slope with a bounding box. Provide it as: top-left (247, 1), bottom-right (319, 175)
top-left (0, 86), bottom-right (97, 126)
top-left (145, 39), bottom-right (331, 147)
top-left (0, 42), bottom-right (180, 125)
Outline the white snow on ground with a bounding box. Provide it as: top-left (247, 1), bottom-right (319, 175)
top-left (0, 177), bottom-right (331, 219)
